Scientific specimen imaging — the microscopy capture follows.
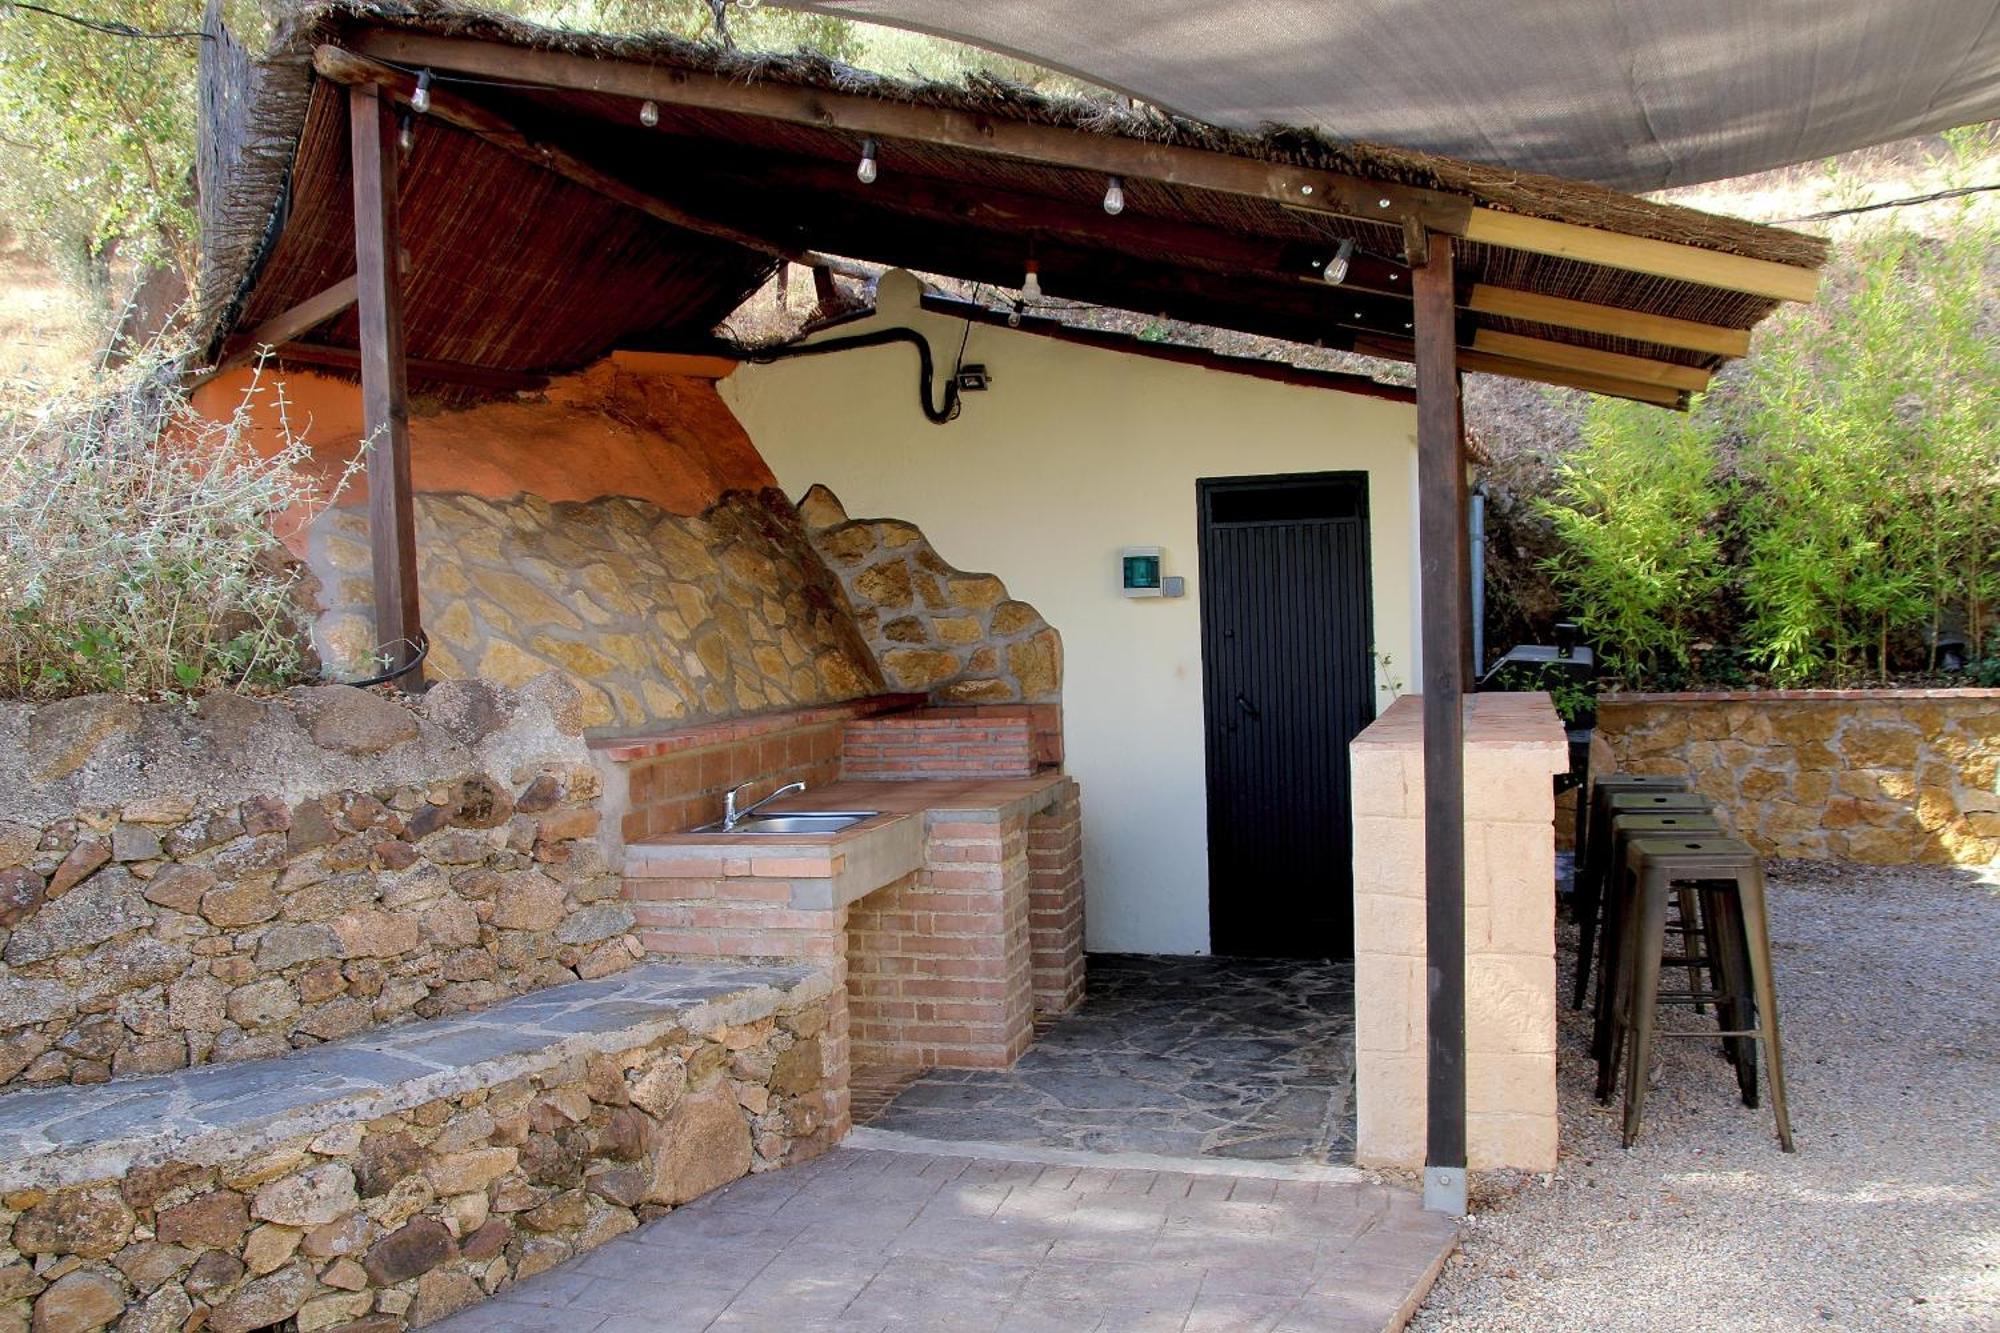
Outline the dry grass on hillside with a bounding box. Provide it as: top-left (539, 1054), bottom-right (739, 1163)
top-left (0, 232), bottom-right (102, 391)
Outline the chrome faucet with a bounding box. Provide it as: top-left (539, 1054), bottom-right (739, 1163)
top-left (723, 780), bottom-right (805, 830)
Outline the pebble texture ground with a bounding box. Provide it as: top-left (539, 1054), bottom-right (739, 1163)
top-left (1414, 860), bottom-right (2000, 1331)
top-left (865, 954), bottom-right (1355, 1162)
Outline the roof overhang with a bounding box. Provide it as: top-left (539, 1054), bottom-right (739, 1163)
top-left (205, 4), bottom-right (1831, 407)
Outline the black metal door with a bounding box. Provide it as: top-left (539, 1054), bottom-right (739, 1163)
top-left (1199, 473), bottom-right (1375, 959)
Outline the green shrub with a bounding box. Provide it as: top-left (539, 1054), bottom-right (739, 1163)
top-left (0, 346), bottom-right (349, 699)
top-left (1741, 202), bottom-right (1999, 684)
top-left (1536, 133), bottom-right (1998, 689)
top-left (1537, 399), bottom-right (1731, 683)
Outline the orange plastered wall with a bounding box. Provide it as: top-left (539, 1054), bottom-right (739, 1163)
top-left (190, 353), bottom-right (775, 558)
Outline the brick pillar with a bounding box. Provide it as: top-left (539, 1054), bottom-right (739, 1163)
top-left (843, 813), bottom-right (1036, 1068)
top-left (1351, 693), bottom-right (1567, 1172)
top-left (1026, 778), bottom-right (1086, 1017)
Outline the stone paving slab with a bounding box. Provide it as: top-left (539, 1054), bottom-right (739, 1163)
top-left (433, 1138), bottom-right (1456, 1333)
top-left (0, 963), bottom-right (824, 1190)
top-left (866, 954), bottom-right (1356, 1162)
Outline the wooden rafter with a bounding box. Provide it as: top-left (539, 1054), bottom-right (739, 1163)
top-left (346, 31), bottom-right (1821, 303)
top-left (218, 274), bottom-right (358, 369)
top-left (341, 32), bottom-right (1474, 234)
top-left (1464, 285), bottom-right (1752, 357)
top-left (1470, 329), bottom-right (1712, 392)
top-left (314, 47), bottom-right (823, 268)
top-left (347, 66), bottom-right (1749, 378)
top-left (1462, 208), bottom-right (1821, 302)
top-left (680, 145), bottom-right (1748, 368)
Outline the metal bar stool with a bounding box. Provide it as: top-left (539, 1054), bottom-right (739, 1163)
top-left (1586, 792), bottom-right (1721, 1056)
top-left (1573, 780), bottom-right (1697, 1008)
top-left (1601, 836), bottom-right (1794, 1151)
top-left (1609, 810), bottom-right (1728, 1025)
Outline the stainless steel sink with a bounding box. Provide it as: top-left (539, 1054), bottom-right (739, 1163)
top-left (692, 811), bottom-right (877, 836)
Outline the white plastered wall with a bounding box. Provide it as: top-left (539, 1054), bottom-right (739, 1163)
top-left (723, 272), bottom-right (1420, 953)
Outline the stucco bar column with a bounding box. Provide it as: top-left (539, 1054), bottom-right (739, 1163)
top-left (1351, 692), bottom-right (1568, 1171)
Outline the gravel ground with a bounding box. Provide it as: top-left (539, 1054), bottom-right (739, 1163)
top-left (1413, 860), bottom-right (2000, 1332)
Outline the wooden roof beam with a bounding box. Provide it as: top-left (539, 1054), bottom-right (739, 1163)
top-left (623, 145), bottom-right (1755, 358)
top-left (1352, 333), bottom-right (1685, 407)
top-left (1470, 329), bottom-right (1711, 392)
top-left (313, 47), bottom-right (823, 268)
top-left (218, 274), bottom-right (359, 370)
top-left (341, 31), bottom-right (1474, 234)
top-left (1464, 284), bottom-right (1752, 357)
top-left (347, 31), bottom-right (1823, 303)
top-left (1462, 208), bottom-right (1820, 303)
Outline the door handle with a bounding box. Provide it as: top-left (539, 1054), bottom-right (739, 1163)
top-left (1235, 692), bottom-right (1261, 719)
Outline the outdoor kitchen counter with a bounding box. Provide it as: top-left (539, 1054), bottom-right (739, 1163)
top-left (623, 772), bottom-right (1071, 910)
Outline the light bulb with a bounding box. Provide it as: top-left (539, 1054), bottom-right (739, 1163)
top-left (856, 138), bottom-right (878, 184)
top-left (1102, 175), bottom-right (1125, 215)
top-left (411, 70), bottom-right (433, 115)
top-left (397, 113), bottom-right (415, 155)
top-left (1022, 263), bottom-right (1042, 300)
top-left (1322, 237), bottom-right (1354, 285)
top-left (639, 100), bottom-right (659, 128)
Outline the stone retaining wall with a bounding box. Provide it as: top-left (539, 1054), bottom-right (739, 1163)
top-left (0, 678), bottom-right (641, 1092)
top-left (1595, 689), bottom-right (2000, 864)
top-left (0, 969), bottom-right (830, 1333)
top-left (797, 485), bottom-right (1062, 705)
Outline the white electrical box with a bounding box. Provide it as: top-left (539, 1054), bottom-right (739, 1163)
top-left (1120, 549), bottom-right (1185, 597)
top-left (1122, 547), bottom-right (1164, 597)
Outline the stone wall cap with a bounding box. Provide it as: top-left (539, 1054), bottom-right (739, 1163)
top-left (1601, 687), bottom-right (2000, 704)
top-left (1352, 693), bottom-right (1569, 755)
top-left (0, 963), bottom-right (827, 1194)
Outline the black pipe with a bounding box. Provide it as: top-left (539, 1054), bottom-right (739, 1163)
top-left (747, 328), bottom-right (961, 424)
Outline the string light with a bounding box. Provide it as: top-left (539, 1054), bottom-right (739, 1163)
top-left (639, 99), bottom-right (659, 127)
top-left (1102, 175), bottom-right (1125, 215)
top-left (1021, 260), bottom-right (1042, 301)
top-left (397, 110), bottom-right (415, 155)
top-left (1322, 237), bottom-right (1355, 285)
top-left (410, 69), bottom-right (433, 115)
top-left (856, 137), bottom-right (879, 184)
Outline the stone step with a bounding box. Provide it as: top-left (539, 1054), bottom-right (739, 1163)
top-left (0, 963), bottom-right (837, 1332)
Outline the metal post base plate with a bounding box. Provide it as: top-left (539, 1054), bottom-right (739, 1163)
top-left (1423, 1165), bottom-right (1468, 1215)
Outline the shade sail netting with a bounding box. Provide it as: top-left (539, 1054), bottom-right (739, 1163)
top-left (785, 0), bottom-right (2000, 189)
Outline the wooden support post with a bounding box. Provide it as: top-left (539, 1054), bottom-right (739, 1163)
top-left (1414, 231), bottom-right (1468, 1215)
top-left (348, 83), bottom-right (423, 686)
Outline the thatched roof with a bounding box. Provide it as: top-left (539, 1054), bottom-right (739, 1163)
top-left (198, 0), bottom-right (1832, 405)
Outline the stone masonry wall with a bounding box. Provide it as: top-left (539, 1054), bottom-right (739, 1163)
top-left (308, 489), bottom-right (884, 732)
top-left (796, 485), bottom-right (1062, 705)
top-left (1596, 689), bottom-right (2000, 865)
top-left (0, 677), bottom-right (641, 1092)
top-left (0, 978), bottom-right (830, 1333)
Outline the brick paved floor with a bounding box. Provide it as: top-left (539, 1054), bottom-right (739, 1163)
top-left (433, 1140), bottom-right (1454, 1332)
top-left (864, 954), bottom-right (1356, 1162)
